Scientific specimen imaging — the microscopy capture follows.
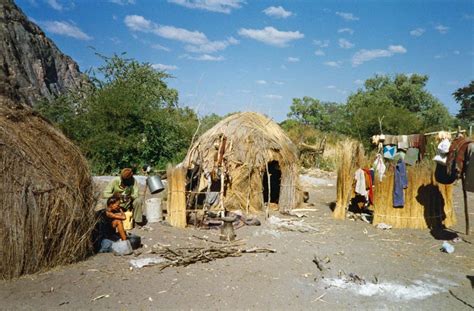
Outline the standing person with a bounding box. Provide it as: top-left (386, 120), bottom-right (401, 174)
top-left (103, 168), bottom-right (144, 225)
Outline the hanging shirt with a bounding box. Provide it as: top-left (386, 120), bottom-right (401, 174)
top-left (393, 159), bottom-right (408, 207)
top-left (404, 148), bottom-right (419, 166)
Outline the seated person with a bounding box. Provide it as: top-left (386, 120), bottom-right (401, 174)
top-left (105, 197), bottom-right (127, 241)
top-left (103, 168), bottom-right (144, 225)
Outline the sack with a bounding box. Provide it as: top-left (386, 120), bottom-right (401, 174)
top-left (111, 239), bottom-right (133, 256)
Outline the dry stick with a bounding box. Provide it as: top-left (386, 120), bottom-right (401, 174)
top-left (462, 176), bottom-right (470, 235)
top-left (265, 160), bottom-right (271, 220)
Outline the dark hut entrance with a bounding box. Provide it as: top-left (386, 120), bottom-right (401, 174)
top-left (263, 160), bottom-right (282, 204)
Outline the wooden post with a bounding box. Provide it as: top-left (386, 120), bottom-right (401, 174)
top-left (462, 176), bottom-right (470, 235)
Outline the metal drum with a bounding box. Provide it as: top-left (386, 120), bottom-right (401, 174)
top-left (146, 175), bottom-right (165, 194)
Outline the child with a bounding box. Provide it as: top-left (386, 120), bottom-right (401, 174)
top-left (105, 196), bottom-right (127, 241)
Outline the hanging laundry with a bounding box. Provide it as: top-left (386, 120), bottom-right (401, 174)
top-left (404, 148), bottom-right (419, 166)
top-left (393, 150), bottom-right (406, 162)
top-left (393, 159), bottom-right (408, 207)
top-left (433, 138), bottom-right (451, 165)
top-left (408, 134), bottom-right (426, 159)
top-left (373, 154), bottom-right (386, 182)
top-left (362, 168), bottom-right (374, 205)
top-left (383, 145), bottom-right (397, 159)
top-left (397, 135), bottom-right (409, 150)
top-left (354, 168), bottom-right (367, 197)
top-left (464, 143), bottom-right (474, 192)
top-left (446, 137), bottom-right (474, 177)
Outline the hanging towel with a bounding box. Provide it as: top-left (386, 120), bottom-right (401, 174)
top-left (397, 135), bottom-right (409, 150)
top-left (393, 159), bottom-right (408, 207)
top-left (354, 168), bottom-right (367, 197)
top-left (373, 154), bottom-right (386, 182)
top-left (362, 168), bottom-right (374, 205)
top-left (464, 143), bottom-right (474, 192)
top-left (404, 148), bottom-right (419, 166)
top-left (408, 134), bottom-right (426, 159)
top-left (383, 145), bottom-right (397, 159)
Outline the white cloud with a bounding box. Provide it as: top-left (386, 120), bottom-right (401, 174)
top-left (125, 15), bottom-right (238, 54)
top-left (109, 0), bottom-right (135, 5)
top-left (287, 57), bottom-right (300, 62)
top-left (326, 85), bottom-right (336, 89)
top-left (43, 21), bottom-right (92, 40)
top-left (124, 15), bottom-right (153, 31)
top-left (314, 49), bottom-right (325, 56)
top-left (453, 50), bottom-right (460, 55)
top-left (434, 54), bottom-right (445, 59)
top-left (110, 37), bottom-right (121, 44)
top-left (263, 6), bottom-right (293, 18)
top-left (182, 54), bottom-right (224, 61)
top-left (336, 11), bottom-right (359, 21)
top-left (324, 61), bottom-right (342, 68)
top-left (352, 45), bottom-right (407, 66)
top-left (256, 80), bottom-right (267, 85)
top-left (185, 37), bottom-right (239, 53)
top-left (167, 0), bottom-right (244, 14)
top-left (338, 28), bottom-right (354, 35)
top-left (274, 81), bottom-right (284, 85)
top-left (354, 79), bottom-right (364, 85)
top-left (264, 94), bottom-right (283, 100)
top-left (313, 39), bottom-right (329, 48)
top-left (338, 38), bottom-right (354, 49)
top-left (463, 14), bottom-right (474, 20)
top-left (151, 44), bottom-right (171, 52)
top-left (238, 26), bottom-right (304, 47)
top-left (47, 0), bottom-right (63, 10)
top-left (152, 63), bottom-right (178, 71)
top-left (410, 28), bottom-right (425, 37)
top-left (435, 24), bottom-right (449, 34)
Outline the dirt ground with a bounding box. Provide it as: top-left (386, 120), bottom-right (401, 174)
top-left (1, 173), bottom-right (473, 310)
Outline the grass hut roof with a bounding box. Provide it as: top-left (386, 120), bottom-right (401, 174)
top-left (0, 97), bottom-right (95, 279)
top-left (183, 111), bottom-right (302, 214)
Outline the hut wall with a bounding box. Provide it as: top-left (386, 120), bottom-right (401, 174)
top-left (373, 166), bottom-right (455, 229)
top-left (167, 166), bottom-right (187, 228)
top-left (279, 165), bottom-right (301, 214)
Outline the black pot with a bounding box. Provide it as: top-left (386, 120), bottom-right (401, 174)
top-left (127, 234), bottom-right (141, 250)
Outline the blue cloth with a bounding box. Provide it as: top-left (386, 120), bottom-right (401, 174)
top-left (393, 159), bottom-right (408, 207)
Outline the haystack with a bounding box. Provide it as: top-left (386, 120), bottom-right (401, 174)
top-left (180, 112), bottom-right (302, 215)
top-left (0, 97), bottom-right (95, 279)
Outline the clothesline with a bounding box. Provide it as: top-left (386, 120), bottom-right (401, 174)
top-left (423, 129), bottom-right (466, 136)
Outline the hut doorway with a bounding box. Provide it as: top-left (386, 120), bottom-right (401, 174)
top-left (263, 161), bottom-right (282, 204)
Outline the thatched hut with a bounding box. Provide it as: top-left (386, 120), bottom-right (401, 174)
top-left (176, 112), bottom-right (302, 218)
top-left (0, 97), bottom-right (95, 279)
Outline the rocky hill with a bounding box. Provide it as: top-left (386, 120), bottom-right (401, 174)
top-left (0, 0), bottom-right (85, 106)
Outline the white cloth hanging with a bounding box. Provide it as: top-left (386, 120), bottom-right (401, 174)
top-left (373, 154), bottom-right (386, 182)
top-left (354, 168), bottom-right (367, 197)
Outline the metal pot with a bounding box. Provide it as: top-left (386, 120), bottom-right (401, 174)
top-left (146, 175), bottom-right (165, 194)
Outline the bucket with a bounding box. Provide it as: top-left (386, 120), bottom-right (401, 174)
top-left (146, 198), bottom-right (162, 223)
top-left (123, 210), bottom-right (133, 230)
top-left (147, 175), bottom-right (165, 194)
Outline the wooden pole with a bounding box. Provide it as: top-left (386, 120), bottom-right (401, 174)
top-left (462, 176), bottom-right (470, 235)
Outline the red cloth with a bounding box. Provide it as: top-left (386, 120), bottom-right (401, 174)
top-left (446, 137), bottom-right (473, 177)
top-left (362, 168), bottom-right (374, 205)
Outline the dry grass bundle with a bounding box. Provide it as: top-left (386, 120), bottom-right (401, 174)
top-left (373, 164), bottom-right (455, 229)
top-left (334, 140), bottom-right (366, 219)
top-left (0, 98), bottom-right (95, 279)
top-left (183, 112), bottom-right (302, 214)
top-left (167, 165), bottom-right (186, 228)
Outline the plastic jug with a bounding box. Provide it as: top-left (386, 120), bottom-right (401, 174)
top-left (123, 210), bottom-right (134, 230)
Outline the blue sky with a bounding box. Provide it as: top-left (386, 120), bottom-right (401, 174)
top-left (17, 0), bottom-right (474, 121)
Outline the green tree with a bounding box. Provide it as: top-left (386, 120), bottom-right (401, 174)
top-left (287, 96), bottom-right (349, 133)
top-left (346, 74), bottom-right (454, 141)
top-left (37, 54), bottom-right (197, 174)
top-left (453, 81), bottom-right (474, 124)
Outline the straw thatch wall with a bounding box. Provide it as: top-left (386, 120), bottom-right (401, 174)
top-left (0, 98), bottom-right (95, 279)
top-left (372, 165), bottom-right (455, 229)
top-left (334, 141), bottom-right (455, 229)
top-left (183, 112), bottom-right (302, 214)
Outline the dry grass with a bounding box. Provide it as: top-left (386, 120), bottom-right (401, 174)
top-left (0, 98), bottom-right (95, 279)
top-left (167, 165), bottom-right (187, 228)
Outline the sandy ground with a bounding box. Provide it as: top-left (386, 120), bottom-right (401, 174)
top-left (0, 173), bottom-right (473, 310)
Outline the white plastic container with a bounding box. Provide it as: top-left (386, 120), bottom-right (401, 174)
top-left (146, 198), bottom-right (162, 223)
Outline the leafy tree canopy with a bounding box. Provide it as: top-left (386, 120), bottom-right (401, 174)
top-left (453, 80), bottom-right (474, 124)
